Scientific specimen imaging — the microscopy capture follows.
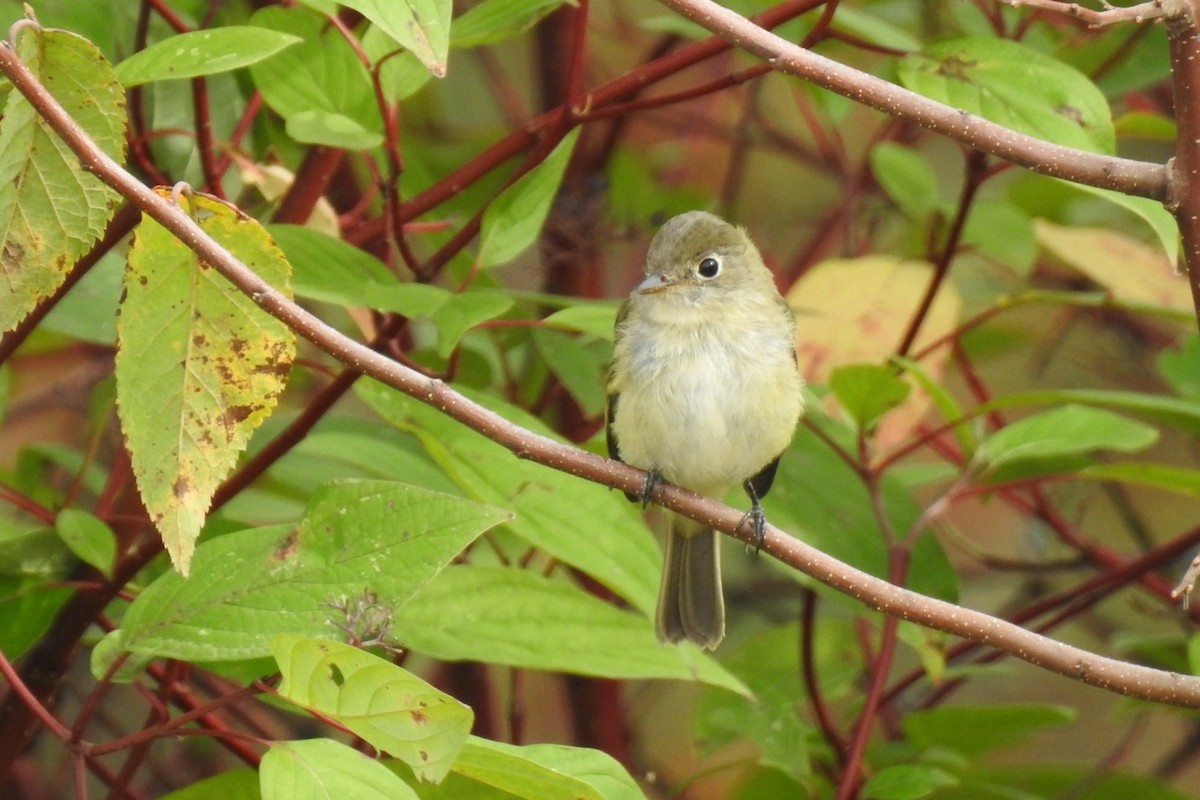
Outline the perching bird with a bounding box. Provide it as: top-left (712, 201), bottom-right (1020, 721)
top-left (607, 211), bottom-right (804, 649)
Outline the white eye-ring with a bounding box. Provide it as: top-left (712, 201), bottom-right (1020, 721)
top-left (697, 256), bottom-right (721, 278)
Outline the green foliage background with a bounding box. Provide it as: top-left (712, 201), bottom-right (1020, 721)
top-left (1, 0), bottom-right (1198, 798)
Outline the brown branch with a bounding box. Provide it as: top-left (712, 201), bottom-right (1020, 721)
top-left (1007, 0), bottom-right (1175, 26)
top-left (654, 0), bottom-right (1168, 200)
top-left (4, 24), bottom-right (1200, 710)
top-left (1165, 3), bottom-right (1200, 335)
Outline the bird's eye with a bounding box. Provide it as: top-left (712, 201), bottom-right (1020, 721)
top-left (697, 256), bottom-right (721, 278)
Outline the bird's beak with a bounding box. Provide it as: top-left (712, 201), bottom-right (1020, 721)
top-left (635, 273), bottom-right (674, 295)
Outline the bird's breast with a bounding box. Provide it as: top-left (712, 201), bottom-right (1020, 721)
top-left (610, 303), bottom-right (802, 497)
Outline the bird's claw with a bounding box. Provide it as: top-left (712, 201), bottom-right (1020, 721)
top-left (638, 469), bottom-right (663, 508)
top-left (741, 502), bottom-right (767, 555)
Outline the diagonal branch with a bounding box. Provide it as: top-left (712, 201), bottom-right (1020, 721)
top-left (3, 30), bottom-right (1200, 709)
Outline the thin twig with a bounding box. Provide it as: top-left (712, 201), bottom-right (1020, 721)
top-left (1006, 0), bottom-right (1176, 27)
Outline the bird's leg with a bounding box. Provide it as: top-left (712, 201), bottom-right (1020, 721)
top-left (638, 469), bottom-right (664, 508)
top-left (740, 478), bottom-right (767, 554)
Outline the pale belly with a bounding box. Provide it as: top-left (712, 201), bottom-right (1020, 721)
top-left (611, 319), bottom-right (802, 498)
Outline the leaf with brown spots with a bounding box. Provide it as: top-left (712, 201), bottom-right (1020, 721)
top-left (117, 191), bottom-right (295, 573)
top-left (0, 26), bottom-right (126, 333)
top-left (272, 635), bottom-right (472, 783)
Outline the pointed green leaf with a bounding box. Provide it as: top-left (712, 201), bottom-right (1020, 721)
top-left (829, 363), bottom-right (911, 430)
top-left (390, 565), bottom-right (748, 693)
top-left (0, 27), bottom-right (125, 333)
top-left (479, 130), bottom-right (580, 268)
top-left (55, 509), bottom-right (116, 578)
top-left (117, 191), bottom-right (295, 574)
top-left (115, 27), bottom-right (302, 86)
top-left (97, 480), bottom-right (509, 666)
top-left (272, 635), bottom-right (472, 782)
top-left (340, 0), bottom-right (451, 78)
top-left (898, 37), bottom-right (1114, 153)
top-left (979, 404), bottom-right (1158, 470)
top-left (262, 739), bottom-right (415, 800)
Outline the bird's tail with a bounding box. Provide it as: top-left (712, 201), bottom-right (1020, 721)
top-left (656, 513), bottom-right (725, 649)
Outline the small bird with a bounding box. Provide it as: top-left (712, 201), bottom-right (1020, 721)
top-left (607, 211), bottom-right (804, 649)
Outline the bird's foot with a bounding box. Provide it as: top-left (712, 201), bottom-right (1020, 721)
top-left (740, 501), bottom-right (767, 555)
top-left (637, 469), bottom-right (663, 508)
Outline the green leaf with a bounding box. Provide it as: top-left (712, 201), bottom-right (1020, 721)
top-left (285, 110), bottom-right (383, 150)
top-left (984, 388), bottom-right (1200, 437)
top-left (266, 224), bottom-right (399, 305)
top-left (390, 565), bottom-right (747, 692)
top-left (440, 737), bottom-right (624, 800)
top-left (532, 328), bottom-right (608, 416)
top-left (1159, 334), bottom-right (1200, 400)
top-left (95, 480), bottom-right (510, 667)
top-left (118, 192), bottom-right (296, 574)
top-left (248, 7), bottom-right (381, 149)
top-left (542, 302), bottom-right (619, 341)
top-left (1075, 462), bottom-right (1200, 498)
top-left (272, 635), bottom-right (471, 782)
top-left (898, 37), bottom-right (1114, 153)
top-left (0, 27), bottom-right (125, 333)
top-left (431, 290), bottom-right (514, 357)
top-left (357, 383), bottom-right (661, 616)
top-left (340, 0), bottom-right (451, 78)
top-left (863, 765), bottom-right (958, 800)
top-left (829, 363), bottom-right (911, 429)
top-left (979, 404), bottom-right (1158, 470)
top-left (902, 704), bottom-right (1076, 758)
top-left (451, 0), bottom-right (574, 48)
top-left (481, 741), bottom-right (643, 800)
top-left (115, 27), bottom-right (302, 86)
top-left (869, 142), bottom-right (940, 221)
top-left (261, 739), bottom-right (416, 800)
top-left (479, 130), bottom-right (581, 268)
top-left (54, 509), bottom-right (116, 578)
top-left (160, 769), bottom-right (261, 800)
top-left (0, 577), bottom-right (70, 660)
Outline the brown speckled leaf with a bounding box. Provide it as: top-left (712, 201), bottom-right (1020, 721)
top-left (0, 26), bottom-right (125, 333)
top-left (117, 191), bottom-right (294, 573)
